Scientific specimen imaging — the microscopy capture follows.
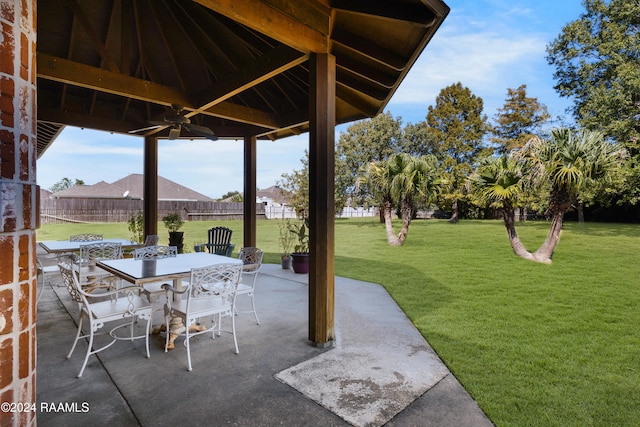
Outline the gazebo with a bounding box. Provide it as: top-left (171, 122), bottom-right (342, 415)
top-left (0, 1), bottom-right (449, 424)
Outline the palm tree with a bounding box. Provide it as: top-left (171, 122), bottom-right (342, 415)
top-left (514, 128), bottom-right (624, 263)
top-left (367, 153), bottom-right (439, 245)
top-left (472, 154), bottom-right (537, 261)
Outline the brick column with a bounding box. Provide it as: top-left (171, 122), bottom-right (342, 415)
top-left (0, 1), bottom-right (38, 426)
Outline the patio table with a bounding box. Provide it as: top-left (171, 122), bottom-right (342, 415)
top-left (97, 252), bottom-right (243, 348)
top-left (39, 238), bottom-right (141, 254)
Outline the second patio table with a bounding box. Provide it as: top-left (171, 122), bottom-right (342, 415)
top-left (39, 238), bottom-right (141, 254)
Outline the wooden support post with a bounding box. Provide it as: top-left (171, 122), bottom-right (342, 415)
top-left (308, 52), bottom-right (336, 346)
top-left (143, 136), bottom-right (158, 239)
top-left (243, 135), bottom-right (257, 248)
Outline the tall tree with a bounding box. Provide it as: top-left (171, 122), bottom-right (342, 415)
top-left (474, 128), bottom-right (624, 263)
top-left (49, 177), bottom-right (84, 193)
top-left (517, 128), bottom-right (624, 263)
top-left (546, 0), bottom-right (640, 146)
top-left (278, 152), bottom-right (310, 217)
top-left (425, 82), bottom-right (491, 222)
top-left (278, 151), bottom-right (347, 217)
top-left (366, 153), bottom-right (439, 245)
top-left (472, 154), bottom-right (530, 257)
top-left (492, 84), bottom-right (550, 154)
top-left (336, 112), bottom-right (404, 220)
top-left (219, 190), bottom-right (243, 202)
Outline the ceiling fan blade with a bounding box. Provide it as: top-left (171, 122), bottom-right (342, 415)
top-left (182, 123), bottom-right (218, 141)
top-left (149, 120), bottom-right (170, 126)
top-left (128, 125), bottom-right (161, 134)
top-left (168, 126), bottom-right (181, 140)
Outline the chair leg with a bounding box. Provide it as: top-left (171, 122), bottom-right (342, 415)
top-left (77, 319), bottom-right (95, 378)
top-left (129, 317), bottom-right (135, 342)
top-left (251, 293), bottom-right (260, 325)
top-left (164, 315), bottom-right (171, 352)
top-left (185, 324), bottom-right (192, 371)
top-left (143, 313), bottom-right (151, 358)
top-left (232, 307), bottom-right (239, 354)
top-left (67, 314), bottom-right (85, 359)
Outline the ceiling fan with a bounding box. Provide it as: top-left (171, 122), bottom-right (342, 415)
top-left (129, 104), bottom-right (218, 141)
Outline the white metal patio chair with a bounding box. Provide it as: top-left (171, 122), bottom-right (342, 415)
top-left (36, 253), bottom-right (71, 304)
top-left (58, 262), bottom-right (152, 378)
top-left (162, 263), bottom-right (243, 371)
top-left (134, 245), bottom-right (178, 307)
top-left (73, 242), bottom-right (123, 290)
top-left (36, 256), bottom-right (58, 304)
top-left (236, 247), bottom-right (264, 325)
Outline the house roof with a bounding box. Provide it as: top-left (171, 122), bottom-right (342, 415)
top-left (39, 188), bottom-right (53, 203)
top-left (35, 0), bottom-right (450, 156)
top-left (256, 185), bottom-right (288, 204)
top-left (51, 174), bottom-right (214, 201)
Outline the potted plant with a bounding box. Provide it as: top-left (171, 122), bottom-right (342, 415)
top-left (288, 217), bottom-right (309, 274)
top-left (126, 210), bottom-right (145, 258)
top-left (162, 212), bottom-right (185, 253)
top-left (127, 210), bottom-right (145, 243)
top-left (278, 219), bottom-right (294, 269)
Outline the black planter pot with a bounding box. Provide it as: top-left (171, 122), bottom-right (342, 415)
top-left (290, 253), bottom-right (309, 274)
top-left (168, 231), bottom-right (184, 253)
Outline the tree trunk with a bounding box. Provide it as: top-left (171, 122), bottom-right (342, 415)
top-left (396, 201), bottom-right (413, 245)
top-left (502, 208), bottom-right (536, 261)
top-left (533, 212), bottom-right (563, 262)
top-left (449, 199), bottom-right (459, 223)
top-left (519, 206), bottom-right (527, 222)
top-left (531, 187), bottom-right (570, 263)
top-left (577, 202), bottom-right (584, 223)
top-left (378, 205), bottom-right (385, 223)
top-left (383, 201), bottom-right (401, 245)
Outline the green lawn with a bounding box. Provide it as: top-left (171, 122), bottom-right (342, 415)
top-left (38, 219), bottom-right (640, 426)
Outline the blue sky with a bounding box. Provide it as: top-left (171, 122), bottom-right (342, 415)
top-left (37, 0), bottom-right (586, 199)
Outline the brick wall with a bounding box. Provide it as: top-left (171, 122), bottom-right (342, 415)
top-left (0, 1), bottom-right (38, 426)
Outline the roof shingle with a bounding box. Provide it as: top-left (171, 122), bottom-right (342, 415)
top-left (51, 174), bottom-right (214, 201)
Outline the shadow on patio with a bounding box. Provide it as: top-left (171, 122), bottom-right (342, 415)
top-left (36, 264), bottom-right (491, 427)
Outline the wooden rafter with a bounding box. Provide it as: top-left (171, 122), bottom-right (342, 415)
top-left (192, 0), bottom-right (329, 53)
top-left (194, 46), bottom-right (308, 112)
top-left (64, 0), bottom-right (120, 72)
top-left (332, 0), bottom-right (438, 27)
top-left (37, 53), bottom-right (281, 129)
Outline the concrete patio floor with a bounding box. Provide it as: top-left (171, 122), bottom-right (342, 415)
top-left (36, 262), bottom-right (492, 427)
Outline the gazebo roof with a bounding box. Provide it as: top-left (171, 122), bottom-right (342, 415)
top-left (36, 0), bottom-right (449, 157)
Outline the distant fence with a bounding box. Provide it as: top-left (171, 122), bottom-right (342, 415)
top-left (40, 198), bottom-right (380, 224)
top-left (40, 198), bottom-right (266, 224)
top-left (263, 204), bottom-right (377, 219)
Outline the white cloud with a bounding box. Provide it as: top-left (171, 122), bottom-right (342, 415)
top-left (392, 25), bottom-right (547, 117)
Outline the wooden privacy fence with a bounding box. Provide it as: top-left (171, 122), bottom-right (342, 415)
top-left (40, 198), bottom-right (266, 224)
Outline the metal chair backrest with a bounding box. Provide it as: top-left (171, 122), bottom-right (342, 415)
top-left (78, 242), bottom-right (123, 265)
top-left (207, 227), bottom-right (233, 255)
top-left (58, 262), bottom-right (84, 304)
top-left (70, 234), bottom-right (103, 242)
top-left (134, 245), bottom-right (177, 260)
top-left (238, 247), bottom-right (264, 272)
top-left (188, 263), bottom-right (242, 303)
